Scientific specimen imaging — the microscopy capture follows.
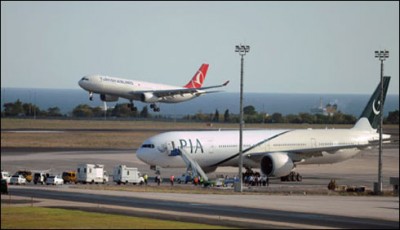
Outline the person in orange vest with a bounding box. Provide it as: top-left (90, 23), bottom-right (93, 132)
top-left (170, 175), bottom-right (175, 186)
top-left (193, 176), bottom-right (199, 185)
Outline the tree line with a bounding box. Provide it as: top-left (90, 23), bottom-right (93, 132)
top-left (2, 99), bottom-right (63, 117)
top-left (185, 105), bottom-right (399, 125)
top-left (1, 99), bottom-right (399, 125)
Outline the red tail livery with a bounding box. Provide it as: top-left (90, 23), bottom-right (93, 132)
top-left (184, 64), bottom-right (209, 88)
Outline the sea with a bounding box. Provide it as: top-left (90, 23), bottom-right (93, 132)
top-left (1, 88), bottom-right (399, 118)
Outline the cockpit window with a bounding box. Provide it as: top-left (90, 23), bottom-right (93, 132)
top-left (81, 77), bottom-right (89, 81)
top-left (141, 144), bottom-right (155, 148)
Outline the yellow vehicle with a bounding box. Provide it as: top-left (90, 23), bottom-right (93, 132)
top-left (62, 171), bottom-right (77, 184)
top-left (16, 170), bottom-right (32, 183)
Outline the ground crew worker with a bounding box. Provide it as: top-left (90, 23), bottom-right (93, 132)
top-left (261, 175), bottom-right (267, 186)
top-left (170, 175), bottom-right (175, 186)
top-left (156, 175), bottom-right (161, 186)
top-left (143, 174), bottom-right (148, 185)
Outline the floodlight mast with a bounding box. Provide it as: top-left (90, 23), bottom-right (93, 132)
top-left (374, 50), bottom-right (389, 195)
top-left (235, 44), bottom-right (250, 193)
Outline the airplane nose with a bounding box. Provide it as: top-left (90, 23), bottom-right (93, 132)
top-left (78, 76), bottom-right (91, 89)
top-left (136, 143), bottom-right (159, 165)
top-left (136, 147), bottom-right (151, 164)
top-left (136, 148), bottom-right (144, 161)
top-left (78, 78), bottom-right (86, 89)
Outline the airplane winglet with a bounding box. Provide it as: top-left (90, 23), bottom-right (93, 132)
top-left (223, 80), bottom-right (230, 86)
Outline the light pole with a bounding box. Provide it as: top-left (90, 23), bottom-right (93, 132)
top-left (33, 91), bottom-right (36, 120)
top-left (374, 50), bottom-right (389, 194)
top-left (235, 44), bottom-right (250, 192)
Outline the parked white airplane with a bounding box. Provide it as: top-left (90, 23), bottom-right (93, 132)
top-left (136, 77), bottom-right (391, 181)
top-left (78, 64), bottom-right (229, 112)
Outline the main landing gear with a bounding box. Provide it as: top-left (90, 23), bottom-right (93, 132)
top-left (150, 103), bottom-right (160, 112)
top-left (127, 101), bottom-right (160, 112)
top-left (280, 172), bottom-right (302, 182)
top-left (89, 92), bottom-right (93, 101)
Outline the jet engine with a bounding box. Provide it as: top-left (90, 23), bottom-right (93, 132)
top-left (260, 152), bottom-right (294, 177)
top-left (100, 94), bottom-right (119, 102)
top-left (141, 92), bottom-right (159, 103)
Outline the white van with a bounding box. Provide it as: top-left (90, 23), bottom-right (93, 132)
top-left (77, 164), bottom-right (108, 184)
top-left (10, 175), bottom-right (26, 185)
top-left (1, 171), bottom-right (11, 184)
top-left (113, 165), bottom-right (144, 185)
top-left (46, 175), bottom-right (64, 185)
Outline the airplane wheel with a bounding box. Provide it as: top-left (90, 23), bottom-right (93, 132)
top-left (290, 173), bottom-right (296, 181)
top-left (296, 174), bottom-right (302, 182)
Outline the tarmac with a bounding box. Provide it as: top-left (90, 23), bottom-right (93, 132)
top-left (1, 145), bottom-right (399, 228)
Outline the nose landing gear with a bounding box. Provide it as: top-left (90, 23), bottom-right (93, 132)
top-left (127, 100), bottom-right (137, 112)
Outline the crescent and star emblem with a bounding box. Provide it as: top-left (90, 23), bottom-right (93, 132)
top-left (372, 99), bottom-right (381, 115)
top-left (194, 71), bottom-right (204, 85)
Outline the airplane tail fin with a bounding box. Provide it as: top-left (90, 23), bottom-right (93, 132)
top-left (183, 64), bottom-right (209, 88)
top-left (357, 76), bottom-right (390, 129)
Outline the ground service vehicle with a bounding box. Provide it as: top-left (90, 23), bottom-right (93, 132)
top-left (46, 175), bottom-right (64, 185)
top-left (113, 165), bottom-right (144, 185)
top-left (16, 170), bottom-right (32, 183)
top-left (10, 175), bottom-right (27, 185)
top-left (176, 173), bottom-right (193, 184)
top-left (62, 171), bottom-right (77, 184)
top-left (33, 172), bottom-right (49, 184)
top-left (1, 171), bottom-right (11, 184)
top-left (77, 164), bottom-right (109, 184)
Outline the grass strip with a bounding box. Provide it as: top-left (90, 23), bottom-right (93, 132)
top-left (1, 206), bottom-right (231, 229)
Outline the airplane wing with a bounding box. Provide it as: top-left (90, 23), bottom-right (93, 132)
top-left (245, 140), bottom-right (384, 164)
top-left (128, 80), bottom-right (230, 98)
top-left (196, 80), bottom-right (230, 90)
top-left (211, 136), bottom-right (385, 168)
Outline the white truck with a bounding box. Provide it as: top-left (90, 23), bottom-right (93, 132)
top-left (77, 164), bottom-right (109, 184)
top-left (1, 171), bottom-right (11, 184)
top-left (113, 165), bottom-right (144, 185)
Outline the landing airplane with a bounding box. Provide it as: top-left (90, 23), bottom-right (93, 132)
top-left (78, 64), bottom-right (229, 112)
top-left (136, 77), bottom-right (391, 181)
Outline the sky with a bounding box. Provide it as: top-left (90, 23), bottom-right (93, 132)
top-left (1, 1), bottom-right (399, 95)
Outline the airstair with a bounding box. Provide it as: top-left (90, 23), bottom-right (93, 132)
top-left (169, 148), bottom-right (208, 182)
